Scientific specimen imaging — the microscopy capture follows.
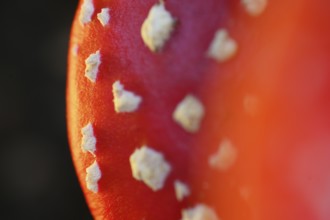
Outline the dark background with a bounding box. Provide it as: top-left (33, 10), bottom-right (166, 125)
top-left (0, 0), bottom-right (92, 219)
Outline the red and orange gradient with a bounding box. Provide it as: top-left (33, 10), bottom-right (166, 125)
top-left (67, 0), bottom-right (330, 219)
top-left (195, 1), bottom-right (330, 219)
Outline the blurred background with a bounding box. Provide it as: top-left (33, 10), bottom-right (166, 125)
top-left (0, 0), bottom-right (92, 219)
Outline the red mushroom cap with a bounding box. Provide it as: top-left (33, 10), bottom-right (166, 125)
top-left (67, 0), bottom-right (330, 219)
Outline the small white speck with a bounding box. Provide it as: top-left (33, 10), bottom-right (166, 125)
top-left (85, 50), bottom-right (101, 83)
top-left (112, 80), bottom-right (142, 113)
top-left (239, 186), bottom-right (251, 201)
top-left (81, 122), bottom-right (96, 156)
top-left (207, 29), bottom-right (238, 62)
top-left (209, 139), bottom-right (238, 171)
top-left (86, 160), bottom-right (102, 193)
top-left (97, 8), bottom-right (110, 27)
top-left (242, 0), bottom-right (268, 16)
top-left (174, 180), bottom-right (190, 201)
top-left (79, 0), bottom-right (95, 25)
top-left (181, 204), bottom-right (219, 220)
top-left (243, 94), bottom-right (259, 116)
top-left (141, 2), bottom-right (176, 52)
top-left (173, 95), bottom-right (205, 133)
top-left (129, 146), bottom-right (171, 191)
top-left (72, 44), bottom-right (79, 56)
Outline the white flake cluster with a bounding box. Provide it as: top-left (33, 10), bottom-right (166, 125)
top-left (207, 29), bottom-right (238, 62)
top-left (79, 0), bottom-right (95, 25)
top-left (209, 139), bottom-right (237, 171)
top-left (173, 95), bottom-right (205, 133)
top-left (141, 2), bottom-right (176, 52)
top-left (81, 122), bottom-right (96, 156)
top-left (181, 204), bottom-right (219, 220)
top-left (97, 8), bottom-right (110, 26)
top-left (129, 146), bottom-right (171, 191)
top-left (242, 0), bottom-right (268, 16)
top-left (112, 80), bottom-right (142, 113)
top-left (174, 180), bottom-right (190, 201)
top-left (86, 160), bottom-right (102, 193)
top-left (85, 50), bottom-right (101, 83)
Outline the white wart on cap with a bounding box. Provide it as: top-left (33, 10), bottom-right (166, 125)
top-left (85, 50), bottom-right (101, 83)
top-left (207, 29), bottom-right (237, 62)
top-left (173, 95), bottom-right (205, 133)
top-left (97, 8), bottom-right (110, 26)
top-left (86, 160), bottom-right (102, 193)
top-left (81, 122), bottom-right (96, 156)
top-left (181, 204), bottom-right (219, 220)
top-left (72, 44), bottom-right (79, 56)
top-left (174, 180), bottom-right (190, 201)
top-left (112, 80), bottom-right (142, 113)
top-left (243, 94), bottom-right (260, 116)
top-left (79, 0), bottom-right (95, 25)
top-left (129, 146), bottom-right (171, 191)
top-left (209, 139), bottom-right (237, 171)
top-left (242, 0), bottom-right (268, 16)
top-left (141, 2), bottom-right (176, 52)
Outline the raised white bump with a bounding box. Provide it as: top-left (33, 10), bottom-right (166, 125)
top-left (207, 29), bottom-right (238, 62)
top-left (173, 95), bottom-right (205, 133)
top-left (97, 8), bottom-right (110, 26)
top-left (240, 186), bottom-right (251, 201)
top-left (79, 0), bottom-right (95, 25)
top-left (72, 44), bottom-right (79, 56)
top-left (141, 2), bottom-right (176, 52)
top-left (209, 139), bottom-right (237, 171)
top-left (85, 50), bottom-right (101, 83)
top-left (112, 80), bottom-right (142, 113)
top-left (243, 94), bottom-right (259, 116)
top-left (129, 146), bottom-right (171, 191)
top-left (174, 180), bottom-right (190, 201)
top-left (242, 0), bottom-right (268, 16)
top-left (86, 160), bottom-right (101, 193)
top-left (81, 122), bottom-right (96, 156)
top-left (181, 204), bottom-right (219, 220)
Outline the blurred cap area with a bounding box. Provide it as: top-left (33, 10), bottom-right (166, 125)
top-left (0, 0), bottom-right (92, 219)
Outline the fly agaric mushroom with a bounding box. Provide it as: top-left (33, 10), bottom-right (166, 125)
top-left (67, 0), bottom-right (330, 219)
